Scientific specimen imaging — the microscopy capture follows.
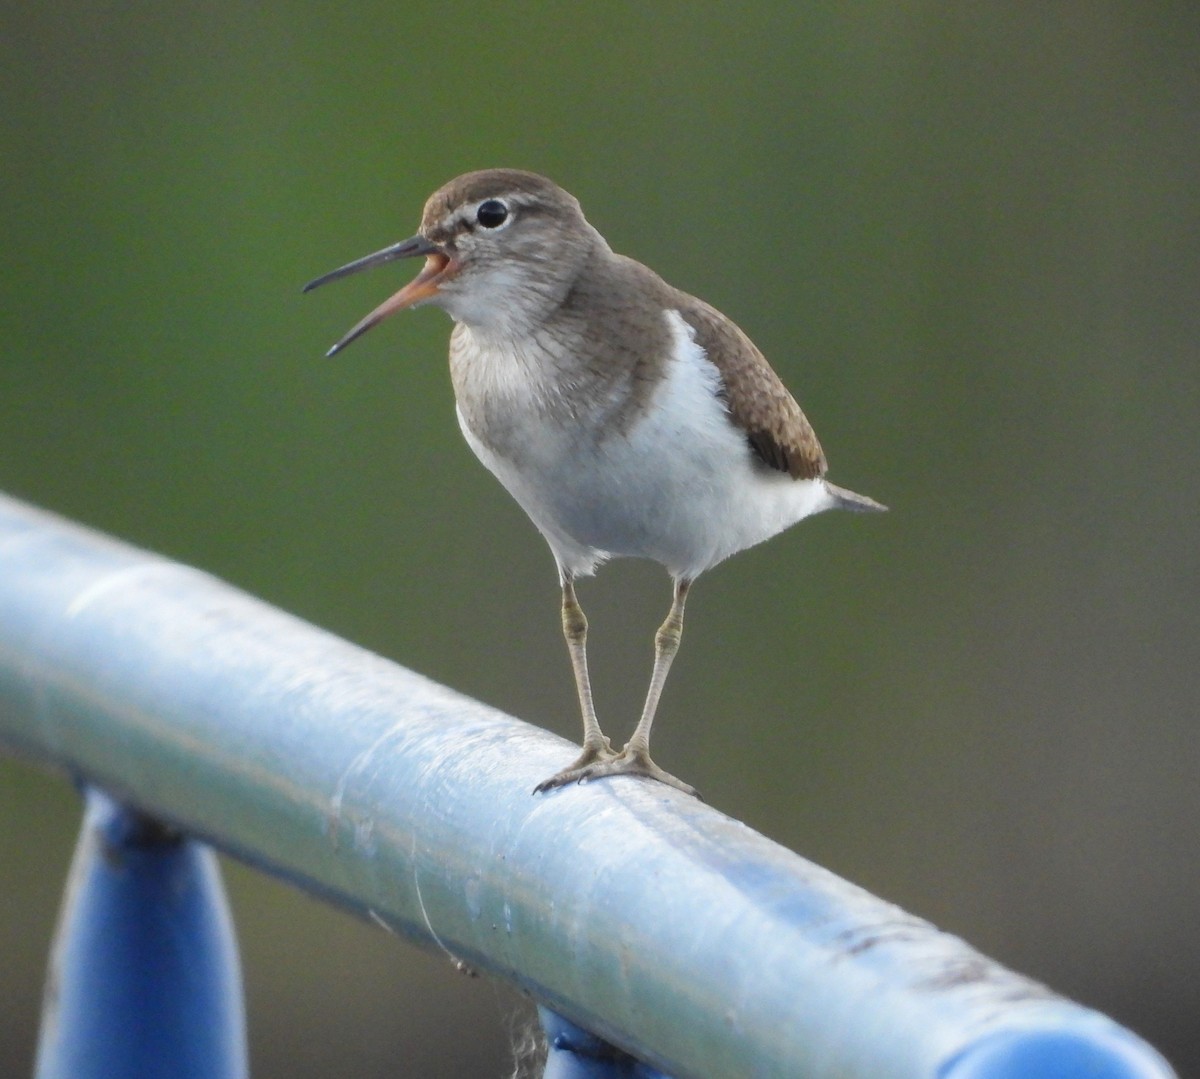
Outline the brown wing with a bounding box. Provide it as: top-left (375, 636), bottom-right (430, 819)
top-left (676, 296), bottom-right (827, 480)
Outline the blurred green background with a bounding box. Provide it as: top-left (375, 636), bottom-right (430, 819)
top-left (2, 4), bottom-right (1197, 1076)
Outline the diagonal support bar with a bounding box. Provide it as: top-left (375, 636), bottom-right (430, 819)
top-left (0, 493), bottom-right (1177, 1079)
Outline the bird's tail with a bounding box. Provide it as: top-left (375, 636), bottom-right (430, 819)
top-left (824, 482), bottom-right (888, 514)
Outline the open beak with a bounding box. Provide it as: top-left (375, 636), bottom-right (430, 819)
top-left (303, 235), bottom-right (455, 356)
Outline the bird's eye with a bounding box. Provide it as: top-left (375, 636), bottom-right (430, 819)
top-left (476, 199), bottom-right (509, 228)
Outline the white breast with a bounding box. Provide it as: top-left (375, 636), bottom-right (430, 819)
top-left (456, 309), bottom-right (834, 580)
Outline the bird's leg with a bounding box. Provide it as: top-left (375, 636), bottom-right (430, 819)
top-left (534, 577), bottom-right (615, 792)
top-left (600, 577), bottom-right (697, 795)
top-left (560, 576), bottom-right (611, 759)
top-left (538, 578), bottom-right (699, 797)
top-left (624, 577), bottom-right (689, 762)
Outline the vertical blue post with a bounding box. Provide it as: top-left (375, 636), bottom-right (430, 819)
top-left (539, 1008), bottom-right (673, 1079)
top-left (35, 788), bottom-right (247, 1079)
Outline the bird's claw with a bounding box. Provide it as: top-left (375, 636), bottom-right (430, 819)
top-left (533, 740), bottom-right (616, 793)
top-left (534, 745), bottom-right (700, 799)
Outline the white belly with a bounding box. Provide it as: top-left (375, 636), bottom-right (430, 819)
top-left (455, 310), bottom-right (833, 580)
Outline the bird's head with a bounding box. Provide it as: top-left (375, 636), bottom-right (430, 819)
top-left (305, 169), bottom-right (602, 353)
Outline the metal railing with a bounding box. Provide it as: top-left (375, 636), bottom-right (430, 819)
top-left (0, 492), bottom-right (1177, 1079)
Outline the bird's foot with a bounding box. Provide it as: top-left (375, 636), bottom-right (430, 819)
top-left (532, 738), bottom-right (616, 793)
top-left (535, 744), bottom-right (700, 799)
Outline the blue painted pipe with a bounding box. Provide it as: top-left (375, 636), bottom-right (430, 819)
top-left (0, 492), bottom-right (1178, 1079)
top-left (34, 789), bottom-right (247, 1079)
